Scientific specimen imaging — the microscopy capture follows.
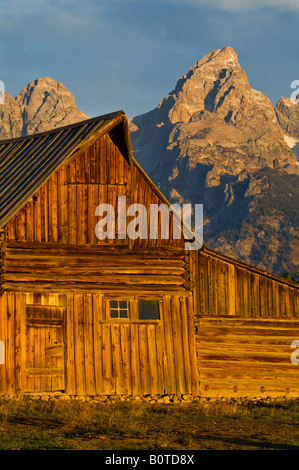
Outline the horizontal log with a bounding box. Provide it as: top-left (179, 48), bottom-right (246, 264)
top-left (199, 389), bottom-right (298, 398)
top-left (199, 378), bottom-right (297, 395)
top-left (5, 265), bottom-right (186, 276)
top-left (196, 317), bottom-right (299, 328)
top-left (196, 333), bottom-right (299, 345)
top-left (197, 348), bottom-right (294, 363)
top-left (197, 359), bottom-right (299, 372)
top-left (5, 272), bottom-right (185, 285)
top-left (196, 331), bottom-right (299, 342)
top-left (6, 240), bottom-right (186, 256)
top-left (199, 376), bottom-right (299, 388)
top-left (2, 282), bottom-right (190, 294)
top-left (199, 368), bottom-right (299, 380)
top-left (6, 256), bottom-right (186, 268)
top-left (196, 326), bottom-right (299, 337)
top-left (196, 339), bottom-right (298, 353)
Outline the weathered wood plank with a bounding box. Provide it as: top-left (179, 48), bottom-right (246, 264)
top-left (138, 324), bottom-right (150, 394)
top-left (163, 295), bottom-right (176, 394)
top-left (180, 297), bottom-right (192, 393)
top-left (0, 293), bottom-right (7, 394)
top-left (65, 294), bottom-right (75, 395)
top-left (84, 294), bottom-right (96, 395)
top-left (93, 294), bottom-right (103, 395)
top-left (120, 324), bottom-right (131, 395)
top-left (6, 293), bottom-right (15, 394)
top-left (147, 324), bottom-right (158, 394)
top-left (130, 323), bottom-right (141, 396)
top-left (73, 294), bottom-right (85, 395)
top-left (155, 315), bottom-right (166, 395)
top-left (171, 296), bottom-right (185, 394)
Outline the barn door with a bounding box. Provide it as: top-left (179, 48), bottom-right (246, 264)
top-left (25, 305), bottom-right (65, 392)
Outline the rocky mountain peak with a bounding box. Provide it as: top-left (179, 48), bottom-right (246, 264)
top-left (157, 47), bottom-right (256, 125)
top-left (15, 77), bottom-right (88, 136)
top-left (0, 77), bottom-right (88, 140)
top-left (195, 46), bottom-right (239, 65)
top-left (0, 93), bottom-right (23, 140)
top-left (130, 47), bottom-right (296, 180)
top-left (129, 47), bottom-right (299, 276)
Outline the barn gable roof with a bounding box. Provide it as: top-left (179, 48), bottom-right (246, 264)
top-left (0, 110), bottom-right (132, 228)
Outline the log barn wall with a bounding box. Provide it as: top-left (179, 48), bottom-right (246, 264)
top-left (0, 113), bottom-right (299, 399)
top-left (0, 291), bottom-right (198, 396)
top-left (189, 249), bottom-right (299, 398)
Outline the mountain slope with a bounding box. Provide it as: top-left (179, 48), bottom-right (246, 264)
top-left (275, 96), bottom-right (299, 163)
top-left (0, 77), bottom-right (88, 140)
top-left (129, 47), bottom-right (299, 277)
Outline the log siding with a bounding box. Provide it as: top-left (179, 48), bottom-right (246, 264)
top-left (0, 113), bottom-right (298, 398)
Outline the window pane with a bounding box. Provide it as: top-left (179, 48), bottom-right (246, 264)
top-left (120, 310), bottom-right (128, 318)
top-left (109, 299), bottom-right (129, 319)
top-left (138, 300), bottom-right (160, 320)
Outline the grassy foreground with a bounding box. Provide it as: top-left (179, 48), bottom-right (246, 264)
top-left (0, 397), bottom-right (298, 450)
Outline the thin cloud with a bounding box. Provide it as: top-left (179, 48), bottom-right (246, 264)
top-left (0, 0), bottom-right (105, 43)
top-left (164, 0), bottom-right (299, 12)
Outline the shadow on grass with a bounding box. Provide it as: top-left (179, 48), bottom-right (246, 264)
top-left (196, 433), bottom-right (299, 450)
top-left (6, 415), bottom-right (63, 429)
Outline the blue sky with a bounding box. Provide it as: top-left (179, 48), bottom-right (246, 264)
top-left (0, 0), bottom-right (298, 118)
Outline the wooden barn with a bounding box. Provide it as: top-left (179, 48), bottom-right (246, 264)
top-left (0, 110), bottom-right (299, 399)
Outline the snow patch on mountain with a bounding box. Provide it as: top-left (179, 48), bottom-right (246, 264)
top-left (284, 134), bottom-right (299, 162)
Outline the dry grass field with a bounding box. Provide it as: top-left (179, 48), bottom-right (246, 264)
top-left (0, 396), bottom-right (298, 451)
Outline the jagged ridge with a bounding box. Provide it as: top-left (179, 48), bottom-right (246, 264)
top-left (0, 77), bottom-right (88, 140)
top-left (129, 47), bottom-right (299, 276)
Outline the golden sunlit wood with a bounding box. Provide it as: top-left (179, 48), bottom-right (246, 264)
top-left (0, 114), bottom-right (298, 398)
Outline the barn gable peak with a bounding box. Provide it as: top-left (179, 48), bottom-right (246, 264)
top-left (0, 110), bottom-right (132, 228)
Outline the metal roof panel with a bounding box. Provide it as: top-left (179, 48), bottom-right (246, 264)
top-left (0, 111), bottom-right (125, 228)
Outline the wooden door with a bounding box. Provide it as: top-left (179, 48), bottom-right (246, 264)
top-left (100, 322), bottom-right (167, 396)
top-left (25, 305), bottom-right (65, 392)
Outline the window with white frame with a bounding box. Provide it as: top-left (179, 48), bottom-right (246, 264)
top-left (109, 300), bottom-right (129, 319)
